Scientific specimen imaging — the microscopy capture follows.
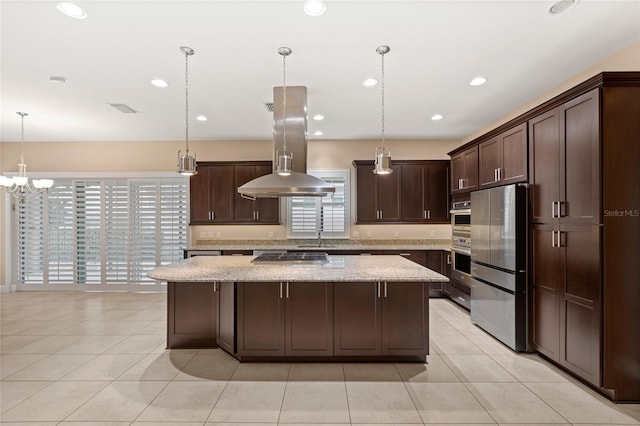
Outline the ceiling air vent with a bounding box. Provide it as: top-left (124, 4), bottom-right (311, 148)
top-left (264, 102), bottom-right (275, 112)
top-left (108, 103), bottom-right (138, 114)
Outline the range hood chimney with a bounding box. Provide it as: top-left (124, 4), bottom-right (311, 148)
top-left (237, 86), bottom-right (335, 198)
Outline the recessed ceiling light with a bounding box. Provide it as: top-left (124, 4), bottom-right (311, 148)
top-left (549, 0), bottom-right (578, 14)
top-left (196, 115), bottom-right (208, 122)
top-left (151, 79), bottom-right (169, 88)
top-left (314, 130), bottom-right (324, 136)
top-left (304, 0), bottom-right (327, 16)
top-left (56, 2), bottom-right (87, 19)
top-left (313, 114), bottom-right (325, 121)
top-left (362, 78), bottom-right (378, 87)
top-left (431, 114), bottom-right (444, 121)
top-left (469, 76), bottom-right (487, 86)
top-left (49, 76), bottom-right (66, 84)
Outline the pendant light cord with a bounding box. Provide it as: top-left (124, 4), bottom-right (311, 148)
top-left (282, 51), bottom-right (287, 154)
top-left (184, 50), bottom-right (190, 155)
top-left (19, 112), bottom-right (26, 164)
top-left (381, 50), bottom-right (385, 149)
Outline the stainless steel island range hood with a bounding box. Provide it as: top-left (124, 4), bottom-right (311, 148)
top-left (237, 86), bottom-right (335, 198)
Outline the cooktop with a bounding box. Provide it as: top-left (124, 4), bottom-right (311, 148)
top-left (251, 252), bottom-right (329, 264)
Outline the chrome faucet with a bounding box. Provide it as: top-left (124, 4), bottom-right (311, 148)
top-left (317, 231), bottom-right (322, 247)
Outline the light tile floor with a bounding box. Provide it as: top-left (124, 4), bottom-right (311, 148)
top-left (1, 291), bottom-right (639, 425)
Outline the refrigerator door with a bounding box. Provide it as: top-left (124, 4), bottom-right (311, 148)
top-left (471, 189), bottom-right (491, 265)
top-left (490, 185), bottom-right (516, 271)
top-left (470, 277), bottom-right (517, 350)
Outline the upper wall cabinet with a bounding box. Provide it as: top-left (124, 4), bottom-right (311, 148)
top-left (354, 160), bottom-right (450, 224)
top-left (189, 161), bottom-right (280, 225)
top-left (479, 123), bottom-right (528, 189)
top-left (451, 146), bottom-right (478, 193)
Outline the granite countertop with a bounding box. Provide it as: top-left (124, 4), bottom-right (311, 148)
top-left (186, 239), bottom-right (452, 252)
top-left (148, 255), bottom-right (449, 283)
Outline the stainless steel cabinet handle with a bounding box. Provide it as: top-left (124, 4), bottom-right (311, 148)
top-left (285, 282), bottom-right (289, 299)
top-left (447, 254), bottom-right (451, 265)
top-left (552, 201), bottom-right (559, 218)
top-left (423, 210), bottom-right (427, 219)
top-left (208, 211), bottom-right (212, 221)
top-left (384, 281), bottom-right (388, 298)
top-left (557, 201), bottom-right (562, 218)
top-left (551, 230), bottom-right (556, 247)
top-left (497, 168), bottom-right (501, 181)
top-left (427, 210), bottom-right (431, 219)
top-left (279, 282), bottom-right (283, 299)
top-left (399, 253), bottom-right (411, 256)
top-left (457, 296), bottom-right (466, 302)
top-left (377, 282), bottom-right (381, 298)
top-left (459, 178), bottom-right (463, 189)
top-left (557, 231), bottom-right (563, 248)
top-left (494, 169), bottom-right (498, 182)
top-left (256, 211), bottom-right (259, 221)
top-left (212, 211), bottom-right (215, 220)
top-left (380, 210), bottom-right (383, 219)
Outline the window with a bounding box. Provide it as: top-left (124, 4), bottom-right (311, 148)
top-left (287, 170), bottom-right (349, 238)
top-left (13, 175), bottom-right (187, 291)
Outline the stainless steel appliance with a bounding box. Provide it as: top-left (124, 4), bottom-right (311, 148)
top-left (450, 201), bottom-right (473, 308)
top-left (470, 184), bottom-right (528, 351)
top-left (251, 251), bottom-right (329, 264)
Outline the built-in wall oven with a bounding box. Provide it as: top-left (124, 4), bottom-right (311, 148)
top-left (450, 201), bottom-right (472, 309)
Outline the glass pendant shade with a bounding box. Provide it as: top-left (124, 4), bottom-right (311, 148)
top-left (373, 146), bottom-right (392, 175)
top-left (178, 150), bottom-right (197, 176)
top-left (276, 149), bottom-right (293, 176)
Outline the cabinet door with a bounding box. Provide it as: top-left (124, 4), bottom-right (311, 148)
top-left (216, 282), bottom-right (235, 354)
top-left (424, 163), bottom-right (450, 222)
top-left (451, 153), bottom-right (465, 192)
top-left (254, 165), bottom-right (280, 224)
top-left (462, 146), bottom-right (479, 191)
top-left (377, 165), bottom-right (401, 221)
top-left (210, 165), bottom-right (235, 222)
top-left (237, 282), bottom-right (285, 356)
top-left (234, 165), bottom-right (258, 223)
top-left (560, 225), bottom-right (601, 386)
top-left (334, 282), bottom-right (381, 355)
top-left (285, 282), bottom-right (333, 357)
top-left (381, 282), bottom-right (428, 356)
top-left (531, 223), bottom-right (562, 362)
top-left (424, 251), bottom-right (446, 297)
top-left (500, 123), bottom-right (528, 185)
top-left (561, 89), bottom-right (600, 225)
top-left (167, 282), bottom-right (217, 348)
top-left (189, 167), bottom-right (212, 224)
top-left (479, 137), bottom-right (501, 188)
top-left (356, 165), bottom-right (378, 223)
top-left (529, 107), bottom-right (561, 223)
top-left (443, 251), bottom-right (452, 295)
top-left (401, 165), bottom-right (425, 221)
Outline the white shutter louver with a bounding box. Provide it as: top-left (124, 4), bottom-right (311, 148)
top-left (16, 194), bottom-right (44, 285)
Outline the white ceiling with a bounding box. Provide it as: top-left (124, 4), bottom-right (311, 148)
top-left (1, 0), bottom-right (639, 143)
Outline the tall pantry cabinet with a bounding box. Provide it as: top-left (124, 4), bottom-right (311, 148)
top-left (529, 73), bottom-right (640, 402)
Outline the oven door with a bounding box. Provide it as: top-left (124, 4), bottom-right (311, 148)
top-left (451, 248), bottom-right (473, 287)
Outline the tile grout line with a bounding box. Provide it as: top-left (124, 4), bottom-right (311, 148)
top-left (341, 362), bottom-right (352, 426)
top-left (275, 362), bottom-right (292, 425)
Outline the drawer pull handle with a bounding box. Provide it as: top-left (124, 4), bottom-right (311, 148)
top-left (457, 296), bottom-right (467, 302)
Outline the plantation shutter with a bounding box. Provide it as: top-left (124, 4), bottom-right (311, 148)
top-left (15, 193), bottom-right (45, 285)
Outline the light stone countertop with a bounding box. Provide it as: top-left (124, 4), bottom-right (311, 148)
top-left (186, 239), bottom-right (452, 252)
top-left (148, 255), bottom-right (449, 283)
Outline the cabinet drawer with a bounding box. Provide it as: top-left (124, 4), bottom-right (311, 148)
top-left (450, 284), bottom-right (470, 310)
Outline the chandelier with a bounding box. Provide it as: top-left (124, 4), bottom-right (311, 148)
top-left (0, 112), bottom-right (54, 200)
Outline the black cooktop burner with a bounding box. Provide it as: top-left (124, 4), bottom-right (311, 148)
top-left (251, 252), bottom-right (329, 264)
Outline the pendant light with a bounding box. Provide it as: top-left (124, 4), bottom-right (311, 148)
top-left (0, 112), bottom-right (54, 201)
top-left (373, 45), bottom-right (392, 175)
top-left (276, 47), bottom-right (293, 176)
top-left (177, 46), bottom-right (197, 176)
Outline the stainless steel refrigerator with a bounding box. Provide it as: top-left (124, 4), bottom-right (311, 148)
top-left (470, 184), bottom-right (528, 351)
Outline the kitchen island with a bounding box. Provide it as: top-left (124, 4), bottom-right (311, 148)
top-left (148, 254), bottom-right (448, 362)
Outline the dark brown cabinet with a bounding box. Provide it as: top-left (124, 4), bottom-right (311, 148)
top-left (479, 123), bottom-right (527, 189)
top-left (391, 250), bottom-right (448, 297)
top-left (354, 160), bottom-right (449, 224)
top-left (190, 164), bottom-right (235, 224)
top-left (451, 146), bottom-right (478, 193)
top-left (216, 282), bottom-right (235, 354)
top-left (167, 282), bottom-right (217, 348)
top-left (334, 281), bottom-right (428, 357)
top-left (237, 281), bottom-right (333, 358)
top-left (234, 164), bottom-right (280, 224)
top-left (400, 161), bottom-right (450, 223)
top-left (529, 89), bottom-right (602, 386)
top-left (189, 161), bottom-right (279, 225)
top-left (354, 161), bottom-right (401, 223)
